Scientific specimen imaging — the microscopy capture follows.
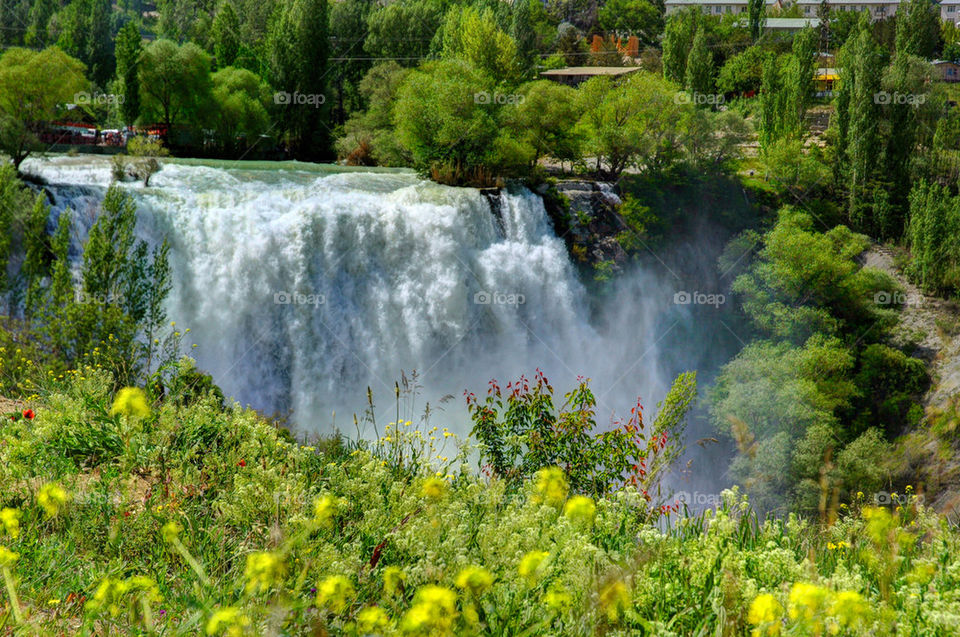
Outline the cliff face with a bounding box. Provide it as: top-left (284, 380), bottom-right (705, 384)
top-left (539, 180), bottom-right (630, 275)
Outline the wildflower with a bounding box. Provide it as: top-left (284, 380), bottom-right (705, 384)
top-left (244, 552), bottom-right (285, 594)
top-left (563, 495), bottom-right (596, 526)
top-left (316, 575), bottom-right (355, 614)
top-left (830, 590), bottom-right (870, 629)
top-left (206, 607), bottom-right (251, 636)
top-left (454, 565), bottom-right (494, 595)
top-left (161, 521), bottom-right (183, 543)
top-left (421, 477), bottom-right (447, 500)
top-left (313, 494), bottom-right (339, 529)
top-left (401, 586), bottom-right (457, 635)
top-left (748, 593), bottom-right (783, 636)
top-left (237, 460), bottom-right (246, 468)
top-left (356, 606), bottom-right (391, 633)
top-left (37, 483), bottom-right (69, 517)
top-left (598, 580), bottom-right (631, 623)
top-left (22, 409), bottom-right (34, 420)
top-left (533, 467), bottom-right (568, 508)
top-left (0, 546), bottom-right (19, 566)
top-left (544, 585), bottom-right (573, 612)
top-left (518, 550), bottom-right (549, 582)
top-left (383, 566), bottom-right (407, 596)
top-left (0, 508), bottom-right (21, 538)
top-left (788, 582), bottom-right (830, 625)
top-left (110, 387), bottom-right (151, 418)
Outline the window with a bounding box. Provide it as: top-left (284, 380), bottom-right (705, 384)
top-left (950, 5), bottom-right (956, 12)
top-left (805, 5), bottom-right (811, 13)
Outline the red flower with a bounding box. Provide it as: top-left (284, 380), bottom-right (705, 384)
top-left (237, 460), bottom-right (246, 467)
top-left (22, 409), bottom-right (34, 420)
top-left (123, 511), bottom-right (131, 517)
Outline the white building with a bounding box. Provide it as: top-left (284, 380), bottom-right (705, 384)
top-left (941, 0), bottom-right (960, 23)
top-left (795, 0), bottom-right (899, 21)
top-left (664, 0), bottom-right (782, 17)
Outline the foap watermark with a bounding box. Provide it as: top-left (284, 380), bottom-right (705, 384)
top-left (75, 290), bottom-right (125, 306)
top-left (274, 291), bottom-right (325, 307)
top-left (873, 91), bottom-right (926, 106)
top-left (274, 91), bottom-right (326, 107)
top-left (474, 91), bottom-right (525, 105)
top-left (874, 291), bottom-right (923, 307)
top-left (674, 491), bottom-right (722, 507)
top-left (874, 490), bottom-right (924, 506)
top-left (673, 290), bottom-right (726, 308)
top-left (474, 290), bottom-right (526, 306)
top-left (674, 91), bottom-right (725, 106)
top-left (74, 91), bottom-right (124, 105)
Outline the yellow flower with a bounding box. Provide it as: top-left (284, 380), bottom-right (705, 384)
top-left (421, 477), bottom-right (447, 500)
top-left (401, 586), bottom-right (457, 635)
top-left (598, 580), bottom-right (631, 623)
top-left (161, 521), bottom-right (183, 543)
top-left (110, 387), bottom-right (151, 418)
top-left (317, 575), bottom-right (355, 614)
top-left (563, 495), bottom-right (596, 526)
top-left (313, 494), bottom-right (339, 529)
top-left (356, 606), bottom-right (391, 633)
top-left (0, 546), bottom-right (19, 567)
top-left (748, 593), bottom-right (783, 636)
top-left (454, 565), bottom-right (494, 595)
top-left (518, 550), bottom-right (549, 582)
top-left (383, 566), bottom-right (407, 596)
top-left (206, 607), bottom-right (251, 636)
top-left (0, 508), bottom-right (21, 538)
top-left (533, 467), bottom-right (568, 508)
top-left (244, 551), bottom-right (285, 594)
top-left (788, 582), bottom-right (830, 626)
top-left (544, 585), bottom-right (573, 612)
top-left (37, 483), bottom-right (69, 518)
top-left (830, 590), bottom-right (870, 629)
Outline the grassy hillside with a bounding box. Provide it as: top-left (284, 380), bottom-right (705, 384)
top-left (1, 365), bottom-right (958, 636)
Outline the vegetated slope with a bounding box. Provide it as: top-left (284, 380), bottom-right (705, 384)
top-left (864, 245), bottom-right (960, 513)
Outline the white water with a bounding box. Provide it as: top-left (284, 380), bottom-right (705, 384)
top-left (27, 156), bottom-right (692, 435)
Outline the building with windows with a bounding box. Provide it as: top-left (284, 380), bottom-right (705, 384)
top-left (664, 0), bottom-right (782, 16)
top-left (941, 0), bottom-right (960, 23)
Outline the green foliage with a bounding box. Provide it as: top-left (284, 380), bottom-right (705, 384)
top-left (336, 62), bottom-right (412, 166)
top-left (0, 46), bottom-right (87, 170)
top-left (661, 8), bottom-right (698, 84)
top-left (210, 1), bottom-right (241, 69)
top-left (597, 0), bottom-right (660, 46)
top-left (731, 208), bottom-right (898, 343)
top-left (437, 5), bottom-right (520, 85)
top-left (894, 0), bottom-right (939, 59)
top-left (364, 0), bottom-right (443, 65)
top-left (906, 180), bottom-right (960, 294)
top-left (114, 21), bottom-right (143, 126)
top-left (467, 371), bottom-right (696, 497)
top-left (266, 0), bottom-right (329, 159)
top-left (684, 29), bottom-right (714, 102)
top-left (210, 66), bottom-right (271, 154)
top-left (748, 0), bottom-right (765, 40)
top-left (717, 45), bottom-right (767, 95)
top-left (392, 59), bottom-right (524, 183)
top-left (138, 39), bottom-right (214, 131)
top-left (503, 80), bottom-right (581, 168)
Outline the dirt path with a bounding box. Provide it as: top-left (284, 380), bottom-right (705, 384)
top-left (863, 245), bottom-right (960, 407)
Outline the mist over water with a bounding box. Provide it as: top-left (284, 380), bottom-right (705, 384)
top-left (28, 157), bottom-right (739, 482)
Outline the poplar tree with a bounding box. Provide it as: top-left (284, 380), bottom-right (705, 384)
top-left (115, 21), bottom-right (143, 126)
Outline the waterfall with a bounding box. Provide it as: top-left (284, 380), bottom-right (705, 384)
top-left (26, 156), bottom-right (688, 435)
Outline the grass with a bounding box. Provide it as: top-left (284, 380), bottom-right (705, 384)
top-left (1, 365), bottom-right (960, 635)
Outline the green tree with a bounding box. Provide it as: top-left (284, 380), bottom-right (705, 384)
top-left (211, 1), bottom-right (241, 69)
top-left (684, 29), bottom-right (714, 104)
top-left (662, 9), bottom-right (697, 84)
top-left (597, 0), bottom-right (660, 46)
top-left (139, 39), bottom-right (214, 131)
top-left (511, 0), bottom-right (539, 78)
top-left (336, 62), bottom-right (412, 166)
top-left (895, 0), bottom-right (938, 59)
top-left (21, 193), bottom-right (51, 318)
top-left (114, 21), bottom-right (143, 126)
top-left (504, 80), bottom-right (581, 168)
top-left (328, 0), bottom-right (372, 124)
top-left (437, 6), bottom-right (520, 84)
top-left (364, 0), bottom-right (442, 66)
top-left (0, 47), bottom-right (88, 172)
top-left (267, 0), bottom-right (331, 159)
top-left (748, 0), bottom-right (765, 41)
top-left (210, 67), bottom-right (271, 155)
top-left (717, 45), bottom-right (766, 95)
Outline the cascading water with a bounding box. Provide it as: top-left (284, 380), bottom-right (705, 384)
top-left (26, 156), bottom-right (711, 439)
